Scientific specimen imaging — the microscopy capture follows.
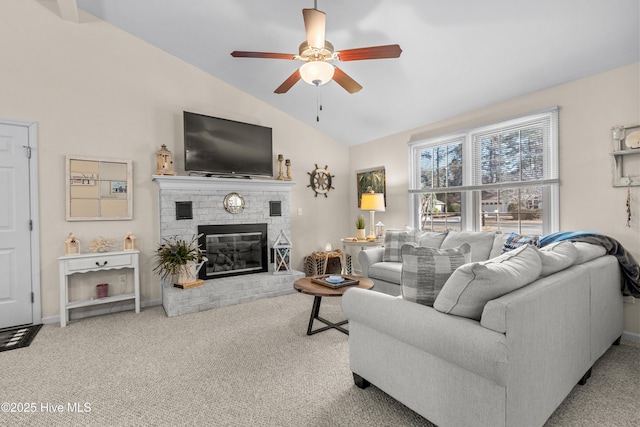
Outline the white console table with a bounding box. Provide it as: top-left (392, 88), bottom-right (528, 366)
top-left (58, 250), bottom-right (140, 327)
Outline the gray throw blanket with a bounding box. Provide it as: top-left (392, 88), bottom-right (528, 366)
top-left (540, 232), bottom-right (640, 297)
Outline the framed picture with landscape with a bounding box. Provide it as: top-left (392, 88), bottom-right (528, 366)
top-left (356, 166), bottom-right (386, 208)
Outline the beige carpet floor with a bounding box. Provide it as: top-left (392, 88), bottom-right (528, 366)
top-left (1, 292), bottom-right (638, 426)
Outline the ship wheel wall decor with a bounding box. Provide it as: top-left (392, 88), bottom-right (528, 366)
top-left (308, 164), bottom-right (335, 197)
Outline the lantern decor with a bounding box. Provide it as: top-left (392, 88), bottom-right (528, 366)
top-left (375, 221), bottom-right (385, 240)
top-left (123, 231), bottom-right (137, 251)
top-left (272, 230), bottom-right (292, 274)
top-left (155, 144), bottom-right (176, 176)
top-left (65, 232), bottom-right (81, 255)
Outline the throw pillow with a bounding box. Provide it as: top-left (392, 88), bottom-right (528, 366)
top-left (401, 243), bottom-right (471, 307)
top-left (440, 231), bottom-right (497, 262)
top-left (383, 230), bottom-right (416, 262)
top-left (416, 230), bottom-right (449, 248)
top-left (502, 232), bottom-right (540, 253)
top-left (537, 241), bottom-right (578, 276)
top-left (433, 244), bottom-right (542, 320)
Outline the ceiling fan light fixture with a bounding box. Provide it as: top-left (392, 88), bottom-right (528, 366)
top-left (300, 61), bottom-right (334, 86)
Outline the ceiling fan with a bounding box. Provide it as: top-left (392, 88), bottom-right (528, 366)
top-left (230, 5), bottom-right (402, 94)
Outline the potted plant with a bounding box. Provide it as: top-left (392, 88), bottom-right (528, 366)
top-left (356, 216), bottom-right (366, 240)
top-left (154, 234), bottom-right (207, 284)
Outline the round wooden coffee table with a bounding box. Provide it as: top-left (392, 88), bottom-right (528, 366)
top-left (294, 275), bottom-right (373, 335)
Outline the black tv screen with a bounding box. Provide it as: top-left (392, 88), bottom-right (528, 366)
top-left (183, 111), bottom-right (273, 178)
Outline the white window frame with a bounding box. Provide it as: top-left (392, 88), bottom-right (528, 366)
top-left (408, 107), bottom-right (559, 234)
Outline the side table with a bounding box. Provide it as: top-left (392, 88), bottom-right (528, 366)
top-left (58, 250), bottom-right (140, 327)
top-left (293, 275), bottom-right (373, 335)
top-left (340, 238), bottom-right (384, 252)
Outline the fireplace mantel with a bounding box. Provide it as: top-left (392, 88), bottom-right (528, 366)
top-left (152, 175), bottom-right (296, 192)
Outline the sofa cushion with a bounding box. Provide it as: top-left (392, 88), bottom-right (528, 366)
top-left (502, 232), bottom-right (540, 253)
top-left (433, 244), bottom-right (542, 320)
top-left (383, 230), bottom-right (416, 262)
top-left (401, 243), bottom-right (471, 307)
top-left (537, 241), bottom-right (578, 276)
top-left (441, 231), bottom-right (497, 262)
top-left (368, 262), bottom-right (404, 284)
top-left (416, 230), bottom-right (449, 248)
top-left (489, 233), bottom-right (509, 259)
top-left (572, 242), bottom-right (607, 264)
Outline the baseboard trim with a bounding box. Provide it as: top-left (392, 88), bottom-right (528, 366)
top-left (622, 331), bottom-right (640, 343)
top-left (43, 299), bottom-right (162, 325)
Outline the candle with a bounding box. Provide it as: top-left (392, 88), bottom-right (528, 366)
top-left (278, 154), bottom-right (283, 160)
top-left (285, 159), bottom-right (291, 165)
top-left (324, 243), bottom-right (332, 251)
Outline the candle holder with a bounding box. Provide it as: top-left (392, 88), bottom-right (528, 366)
top-left (285, 159), bottom-right (292, 181)
top-left (277, 154), bottom-right (284, 180)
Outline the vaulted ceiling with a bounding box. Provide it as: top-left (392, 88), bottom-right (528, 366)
top-left (75, 0), bottom-right (640, 146)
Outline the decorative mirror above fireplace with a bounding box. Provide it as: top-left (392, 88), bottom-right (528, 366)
top-left (223, 192), bottom-right (245, 214)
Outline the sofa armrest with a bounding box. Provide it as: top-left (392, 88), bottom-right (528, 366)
top-left (357, 247), bottom-right (385, 277)
top-left (342, 288), bottom-right (508, 384)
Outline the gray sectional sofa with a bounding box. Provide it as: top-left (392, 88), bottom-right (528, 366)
top-left (344, 230), bottom-right (624, 427)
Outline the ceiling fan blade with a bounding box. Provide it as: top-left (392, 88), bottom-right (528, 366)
top-left (302, 8), bottom-right (326, 49)
top-left (336, 44), bottom-right (403, 61)
top-left (333, 67), bottom-right (362, 94)
top-left (231, 51), bottom-right (296, 60)
top-left (274, 69), bottom-right (302, 94)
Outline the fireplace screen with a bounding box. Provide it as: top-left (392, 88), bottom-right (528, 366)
top-left (198, 224), bottom-right (268, 279)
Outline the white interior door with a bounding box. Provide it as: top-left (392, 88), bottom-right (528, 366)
top-left (0, 123), bottom-right (33, 328)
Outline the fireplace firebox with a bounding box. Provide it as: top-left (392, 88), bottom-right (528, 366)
top-left (198, 224), bottom-right (268, 279)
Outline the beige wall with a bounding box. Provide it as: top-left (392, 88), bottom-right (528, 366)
top-left (349, 63), bottom-right (640, 334)
top-left (1, 0), bottom-right (352, 321)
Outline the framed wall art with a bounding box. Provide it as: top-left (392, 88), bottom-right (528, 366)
top-left (356, 166), bottom-right (386, 208)
top-left (66, 156), bottom-right (133, 221)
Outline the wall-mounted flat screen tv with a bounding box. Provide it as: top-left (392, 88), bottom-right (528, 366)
top-left (184, 111), bottom-right (273, 178)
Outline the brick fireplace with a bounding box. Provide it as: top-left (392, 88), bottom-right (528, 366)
top-left (153, 175), bottom-right (304, 317)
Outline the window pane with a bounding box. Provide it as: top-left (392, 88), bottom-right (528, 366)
top-left (420, 148), bottom-right (433, 189)
top-left (500, 131), bottom-right (521, 183)
top-left (448, 143), bottom-right (463, 186)
top-left (417, 142), bottom-right (462, 190)
top-left (480, 187), bottom-right (542, 234)
top-left (520, 128), bottom-right (543, 181)
top-left (419, 192), bottom-right (461, 232)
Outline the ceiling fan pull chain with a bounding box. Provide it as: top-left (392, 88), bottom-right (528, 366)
top-left (316, 86), bottom-right (324, 122)
top-left (316, 87), bottom-right (320, 122)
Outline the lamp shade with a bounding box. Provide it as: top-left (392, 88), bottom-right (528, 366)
top-left (361, 193), bottom-right (385, 211)
top-left (300, 61), bottom-right (335, 86)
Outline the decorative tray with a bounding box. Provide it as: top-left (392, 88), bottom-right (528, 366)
top-left (311, 275), bottom-right (359, 289)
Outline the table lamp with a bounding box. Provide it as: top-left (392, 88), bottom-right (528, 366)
top-left (360, 191), bottom-right (385, 239)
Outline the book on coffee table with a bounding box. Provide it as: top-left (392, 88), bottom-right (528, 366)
top-left (311, 275), bottom-right (359, 289)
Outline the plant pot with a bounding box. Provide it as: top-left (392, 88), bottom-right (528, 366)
top-left (356, 229), bottom-right (366, 240)
top-left (176, 258), bottom-right (208, 284)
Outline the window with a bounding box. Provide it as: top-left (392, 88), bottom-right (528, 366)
top-left (409, 109), bottom-right (559, 235)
